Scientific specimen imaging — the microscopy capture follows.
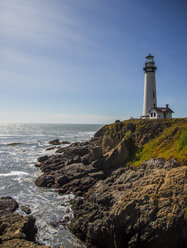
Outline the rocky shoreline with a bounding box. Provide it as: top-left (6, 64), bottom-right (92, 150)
top-left (34, 118), bottom-right (187, 248)
top-left (2, 119), bottom-right (186, 248)
top-left (0, 197), bottom-right (52, 248)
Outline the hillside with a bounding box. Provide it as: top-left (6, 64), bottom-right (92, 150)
top-left (35, 118), bottom-right (187, 248)
top-left (95, 118), bottom-right (187, 167)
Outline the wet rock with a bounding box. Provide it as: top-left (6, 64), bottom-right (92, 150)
top-left (46, 147), bottom-right (55, 151)
top-left (38, 155), bottom-right (49, 163)
top-left (61, 141), bottom-right (70, 145)
top-left (7, 142), bottom-right (22, 146)
top-left (35, 175), bottom-right (54, 188)
top-left (0, 197), bottom-right (19, 216)
top-left (20, 205), bottom-right (31, 215)
top-left (49, 139), bottom-right (61, 145)
top-left (0, 197), bottom-right (49, 248)
top-left (35, 163), bottom-right (41, 168)
top-left (35, 175), bottom-right (47, 187)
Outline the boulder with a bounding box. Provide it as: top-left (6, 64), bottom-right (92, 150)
top-left (20, 205), bottom-right (31, 215)
top-left (49, 139), bottom-right (61, 145)
top-left (37, 155), bottom-right (49, 163)
top-left (0, 197), bottom-right (19, 216)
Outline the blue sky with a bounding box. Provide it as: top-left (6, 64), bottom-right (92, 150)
top-left (0, 0), bottom-right (187, 123)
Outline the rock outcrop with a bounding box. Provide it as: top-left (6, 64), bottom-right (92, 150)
top-left (35, 118), bottom-right (187, 248)
top-left (0, 197), bottom-right (50, 248)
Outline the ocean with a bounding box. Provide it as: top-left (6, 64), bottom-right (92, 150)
top-left (0, 123), bottom-right (103, 248)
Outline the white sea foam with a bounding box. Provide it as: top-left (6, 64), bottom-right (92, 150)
top-left (0, 171), bottom-right (29, 177)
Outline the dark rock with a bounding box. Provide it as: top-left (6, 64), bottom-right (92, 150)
top-left (35, 175), bottom-right (47, 187)
top-left (49, 139), bottom-right (61, 145)
top-left (73, 155), bottom-right (81, 163)
top-left (61, 141), bottom-right (70, 145)
top-left (20, 205), bottom-right (31, 215)
top-left (65, 146), bottom-right (89, 157)
top-left (0, 197), bottom-right (19, 216)
top-left (56, 147), bottom-right (66, 153)
top-left (37, 155), bottom-right (49, 163)
top-left (7, 142), bottom-right (22, 146)
top-left (81, 154), bottom-right (90, 165)
top-left (56, 175), bottom-right (69, 187)
top-left (35, 163), bottom-right (41, 168)
top-left (46, 146), bottom-right (55, 151)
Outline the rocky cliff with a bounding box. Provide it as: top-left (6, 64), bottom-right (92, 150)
top-left (35, 118), bottom-right (187, 248)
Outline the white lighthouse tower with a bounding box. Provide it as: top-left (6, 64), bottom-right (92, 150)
top-left (142, 53), bottom-right (157, 118)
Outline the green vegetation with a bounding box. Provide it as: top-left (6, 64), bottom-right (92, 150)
top-left (133, 122), bottom-right (187, 166)
top-left (96, 118), bottom-right (187, 167)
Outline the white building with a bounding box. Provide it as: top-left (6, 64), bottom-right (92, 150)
top-left (142, 54), bottom-right (174, 119)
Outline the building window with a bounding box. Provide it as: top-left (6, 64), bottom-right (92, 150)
top-left (154, 113), bottom-right (156, 117)
top-left (153, 91), bottom-right (155, 99)
top-left (151, 113), bottom-right (153, 117)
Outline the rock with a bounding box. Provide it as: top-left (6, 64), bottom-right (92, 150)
top-left (0, 197), bottom-right (48, 247)
top-left (55, 147), bottom-right (66, 153)
top-left (37, 155), bottom-right (49, 163)
top-left (35, 163), bottom-right (41, 168)
top-left (0, 197), bottom-right (19, 216)
top-left (70, 161), bottom-right (187, 248)
top-left (73, 155), bottom-right (81, 163)
top-left (20, 205), bottom-right (31, 215)
top-left (92, 137), bottom-right (135, 170)
top-left (90, 146), bottom-right (102, 161)
top-left (7, 143), bottom-right (22, 146)
top-left (49, 139), bottom-right (70, 145)
top-left (81, 154), bottom-right (90, 165)
top-left (56, 175), bottom-right (69, 187)
top-left (46, 147), bottom-right (55, 151)
top-left (115, 120), bottom-right (121, 123)
top-left (66, 146), bottom-right (89, 157)
top-left (61, 141), bottom-right (70, 145)
top-left (88, 171), bottom-right (105, 180)
top-left (35, 175), bottom-right (46, 187)
top-left (49, 139), bottom-right (61, 145)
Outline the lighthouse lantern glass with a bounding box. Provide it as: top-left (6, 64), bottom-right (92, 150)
top-left (146, 58), bottom-right (154, 63)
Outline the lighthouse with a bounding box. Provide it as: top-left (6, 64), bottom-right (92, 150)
top-left (142, 53), bottom-right (157, 118)
top-left (142, 54), bottom-right (174, 119)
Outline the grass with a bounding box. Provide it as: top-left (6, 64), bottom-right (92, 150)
top-left (133, 122), bottom-right (187, 166)
top-left (96, 118), bottom-right (187, 167)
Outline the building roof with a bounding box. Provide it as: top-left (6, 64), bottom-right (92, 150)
top-left (149, 106), bottom-right (174, 113)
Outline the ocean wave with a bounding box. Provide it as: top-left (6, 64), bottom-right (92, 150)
top-left (0, 171), bottom-right (29, 177)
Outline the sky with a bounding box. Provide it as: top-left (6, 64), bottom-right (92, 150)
top-left (0, 0), bottom-right (187, 124)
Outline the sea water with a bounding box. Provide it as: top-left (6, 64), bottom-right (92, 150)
top-left (0, 123), bottom-right (102, 248)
